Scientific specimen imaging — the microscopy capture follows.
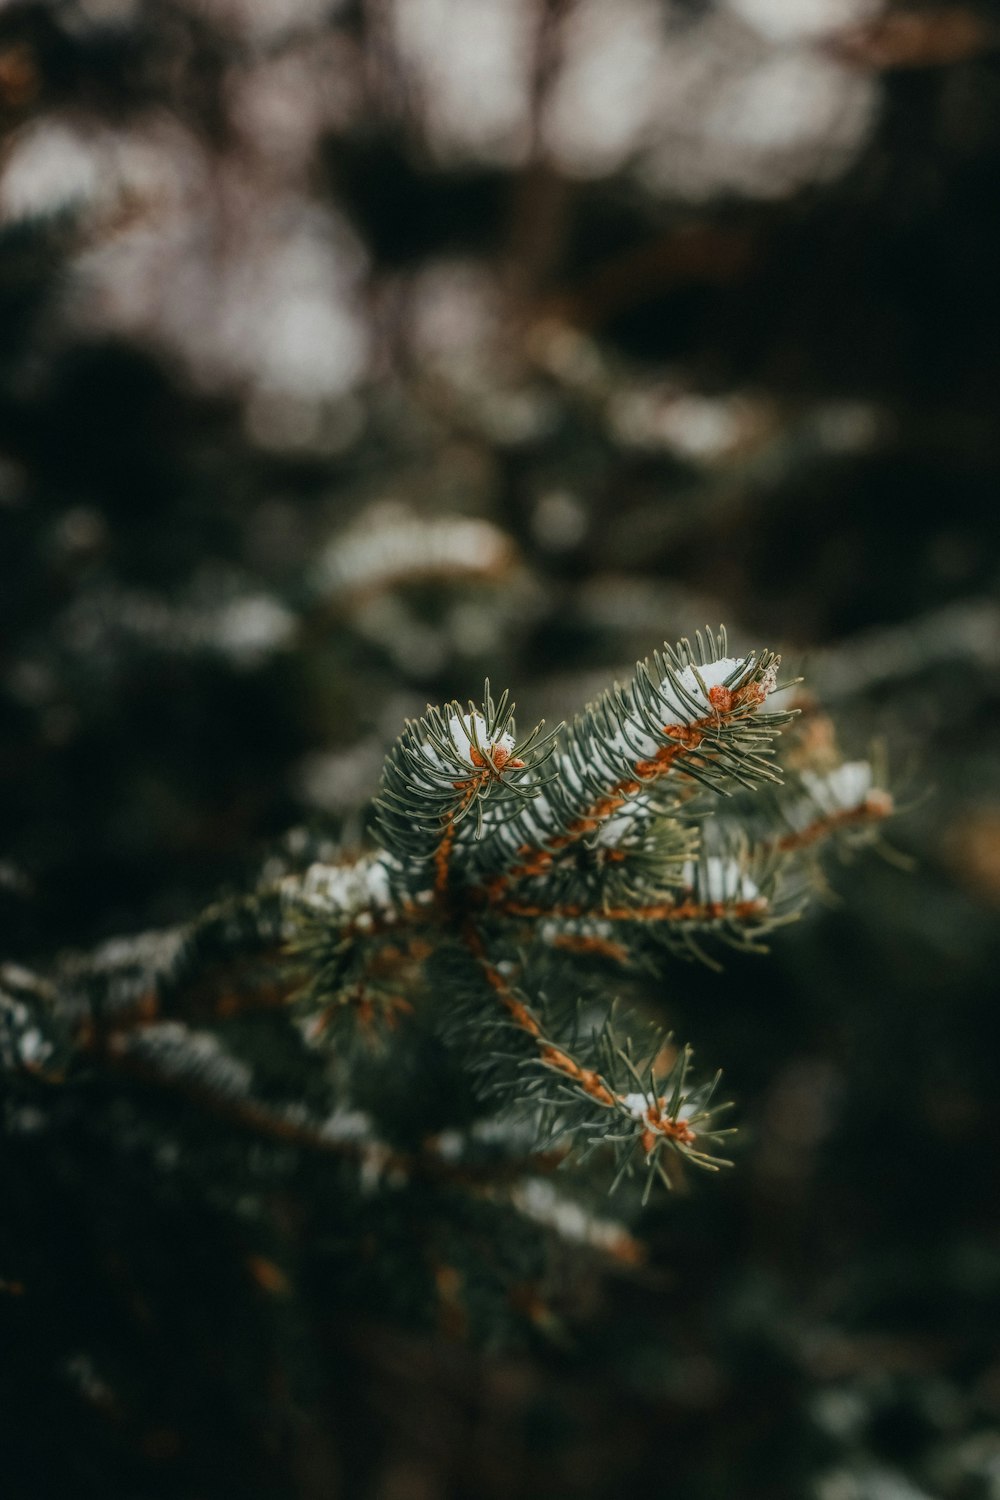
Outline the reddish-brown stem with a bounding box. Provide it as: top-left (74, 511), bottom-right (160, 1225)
top-left (774, 795), bottom-right (893, 852)
top-left (501, 896), bottom-right (766, 925)
top-left (434, 815), bottom-right (457, 897)
top-left (464, 924), bottom-right (666, 1119)
top-left (547, 933), bottom-right (629, 963)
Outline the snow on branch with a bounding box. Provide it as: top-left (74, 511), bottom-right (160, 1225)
top-left (10, 628), bottom-right (899, 1210)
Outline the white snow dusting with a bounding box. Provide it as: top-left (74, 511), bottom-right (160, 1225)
top-left (621, 1091), bottom-right (696, 1124)
top-left (422, 711), bottom-right (516, 766)
top-left (292, 853), bottom-right (401, 920)
top-left (681, 856), bottom-right (760, 904)
top-left (800, 760), bottom-right (873, 813)
top-left (613, 654), bottom-right (774, 760)
top-left (659, 656), bottom-right (753, 721)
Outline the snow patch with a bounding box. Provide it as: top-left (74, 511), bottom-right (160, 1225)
top-left (621, 1091), bottom-right (696, 1123)
top-left (421, 711), bottom-right (516, 767)
top-left (681, 856), bottom-right (760, 904)
top-left (801, 759), bottom-right (873, 813)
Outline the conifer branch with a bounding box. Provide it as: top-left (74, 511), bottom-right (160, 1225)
top-left (4, 629), bottom-right (899, 1209)
top-left (470, 629), bottom-right (793, 900)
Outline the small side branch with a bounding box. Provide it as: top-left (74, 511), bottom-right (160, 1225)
top-left (501, 895), bottom-right (768, 926)
top-left (775, 793), bottom-right (894, 853)
top-left (462, 924), bottom-right (618, 1108)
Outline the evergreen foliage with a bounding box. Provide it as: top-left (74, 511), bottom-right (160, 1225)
top-left (3, 629), bottom-right (895, 1268)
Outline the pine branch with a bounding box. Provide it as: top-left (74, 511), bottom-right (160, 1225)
top-left (3, 629), bottom-right (901, 1212)
top-left (470, 628), bottom-right (793, 896)
top-left (373, 680), bottom-right (560, 881)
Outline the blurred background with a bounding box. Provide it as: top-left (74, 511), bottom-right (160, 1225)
top-left (2, 0), bottom-right (1000, 1496)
